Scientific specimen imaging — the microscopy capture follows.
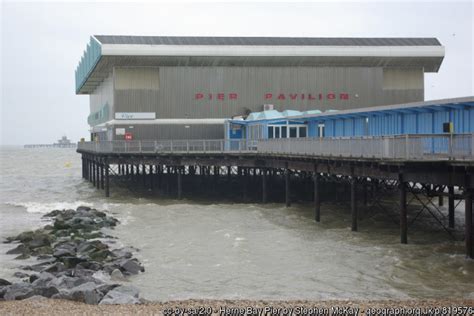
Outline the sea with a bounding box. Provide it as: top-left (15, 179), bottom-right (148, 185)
top-left (0, 146), bottom-right (473, 301)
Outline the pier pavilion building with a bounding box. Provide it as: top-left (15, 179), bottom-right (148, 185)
top-left (75, 36), bottom-right (445, 141)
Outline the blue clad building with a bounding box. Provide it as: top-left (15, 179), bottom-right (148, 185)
top-left (225, 97), bottom-right (474, 141)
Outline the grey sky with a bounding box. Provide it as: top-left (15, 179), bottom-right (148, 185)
top-left (1, 1), bottom-right (473, 145)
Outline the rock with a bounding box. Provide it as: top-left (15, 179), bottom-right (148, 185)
top-left (0, 279), bottom-right (11, 286)
top-left (3, 282), bottom-right (35, 300)
top-left (72, 269), bottom-right (97, 278)
top-left (42, 262), bottom-right (66, 273)
top-left (76, 261), bottom-right (102, 271)
top-left (95, 283), bottom-right (119, 295)
top-left (24, 295), bottom-right (48, 301)
top-left (13, 272), bottom-right (29, 279)
top-left (110, 269), bottom-right (126, 281)
top-left (29, 274), bottom-right (39, 283)
top-left (14, 253), bottom-right (31, 260)
top-left (34, 286), bottom-right (59, 298)
top-left (68, 282), bottom-right (104, 305)
top-left (111, 248), bottom-right (133, 259)
top-left (76, 206), bottom-right (91, 212)
top-left (27, 233), bottom-right (53, 249)
top-left (53, 247), bottom-right (76, 258)
top-left (120, 259), bottom-right (144, 275)
top-left (59, 256), bottom-right (87, 269)
top-left (0, 286), bottom-right (9, 299)
top-left (31, 272), bottom-right (55, 288)
top-left (99, 285), bottom-right (140, 305)
top-left (6, 243), bottom-right (30, 255)
top-left (46, 275), bottom-right (78, 289)
top-left (32, 246), bottom-right (53, 256)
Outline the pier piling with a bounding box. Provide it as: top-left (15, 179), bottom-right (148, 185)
top-left (285, 167), bottom-right (291, 207)
top-left (399, 174), bottom-right (408, 244)
top-left (314, 171), bottom-right (320, 222)
top-left (351, 176), bottom-right (357, 231)
top-left (448, 186), bottom-right (455, 228)
top-left (465, 180), bottom-right (473, 259)
top-left (177, 168), bottom-right (183, 200)
top-left (105, 161), bottom-right (109, 197)
top-left (262, 168), bottom-right (267, 203)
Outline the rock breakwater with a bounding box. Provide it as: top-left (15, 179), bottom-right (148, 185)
top-left (0, 206), bottom-right (145, 305)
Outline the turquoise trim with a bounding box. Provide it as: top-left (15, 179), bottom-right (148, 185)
top-left (75, 37), bottom-right (102, 93)
top-left (87, 103), bottom-right (109, 126)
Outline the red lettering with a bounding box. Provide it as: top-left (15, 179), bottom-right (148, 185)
top-left (265, 93), bottom-right (273, 100)
top-left (289, 93), bottom-right (298, 100)
top-left (217, 93), bottom-right (225, 100)
top-left (308, 94), bottom-right (316, 100)
top-left (229, 93), bottom-right (238, 100)
top-left (340, 93), bottom-right (349, 100)
top-left (277, 94), bottom-right (286, 100)
top-left (327, 93), bottom-right (336, 100)
top-left (195, 93), bottom-right (204, 100)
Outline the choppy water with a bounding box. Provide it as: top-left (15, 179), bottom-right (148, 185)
top-left (0, 147), bottom-right (473, 301)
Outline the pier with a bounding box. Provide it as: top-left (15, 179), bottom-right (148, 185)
top-left (77, 134), bottom-right (474, 259)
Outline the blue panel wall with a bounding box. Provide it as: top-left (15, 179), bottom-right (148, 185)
top-left (404, 113), bottom-right (418, 133)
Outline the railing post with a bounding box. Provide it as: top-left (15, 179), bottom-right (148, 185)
top-left (405, 134), bottom-right (409, 160)
top-left (203, 140), bottom-right (206, 153)
top-left (187, 141), bottom-right (189, 153)
top-left (139, 141), bottom-right (142, 153)
top-left (154, 140), bottom-right (157, 153)
top-left (170, 140), bottom-right (173, 152)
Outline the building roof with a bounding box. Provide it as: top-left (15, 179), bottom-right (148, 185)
top-left (75, 35), bottom-right (445, 94)
top-left (94, 35), bottom-right (441, 46)
top-left (231, 96), bottom-right (474, 125)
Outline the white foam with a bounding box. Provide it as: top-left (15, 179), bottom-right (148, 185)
top-left (5, 201), bottom-right (94, 214)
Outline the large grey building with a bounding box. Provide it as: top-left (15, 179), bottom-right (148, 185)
top-left (75, 36), bottom-right (444, 141)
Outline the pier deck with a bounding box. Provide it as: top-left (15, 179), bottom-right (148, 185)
top-left (77, 134), bottom-right (474, 259)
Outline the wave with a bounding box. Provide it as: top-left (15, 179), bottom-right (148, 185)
top-left (4, 201), bottom-right (95, 214)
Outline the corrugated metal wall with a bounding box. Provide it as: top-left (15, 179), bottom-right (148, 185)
top-left (112, 66), bottom-right (424, 119)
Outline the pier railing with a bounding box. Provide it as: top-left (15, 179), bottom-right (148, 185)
top-left (77, 134), bottom-right (474, 160)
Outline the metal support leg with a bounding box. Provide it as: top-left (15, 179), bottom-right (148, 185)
top-left (149, 165), bottom-right (154, 190)
top-left (314, 172), bottom-right (320, 222)
top-left (96, 162), bottom-right (100, 189)
top-left (399, 174), bottom-right (407, 244)
top-left (92, 161), bottom-right (96, 186)
top-left (105, 163), bottom-right (110, 197)
top-left (438, 195), bottom-right (444, 207)
top-left (177, 168), bottom-right (183, 200)
top-left (448, 186), bottom-right (455, 228)
top-left (101, 164), bottom-right (104, 189)
top-left (285, 168), bottom-right (291, 207)
top-left (262, 168), bottom-right (267, 203)
top-left (351, 177), bottom-right (357, 231)
top-left (465, 186), bottom-right (473, 259)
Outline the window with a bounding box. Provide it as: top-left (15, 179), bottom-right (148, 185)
top-left (289, 127), bottom-right (297, 138)
top-left (299, 126), bottom-right (307, 138)
top-left (268, 126), bottom-right (274, 138)
top-left (281, 126), bottom-right (287, 138)
top-left (275, 127), bottom-right (280, 138)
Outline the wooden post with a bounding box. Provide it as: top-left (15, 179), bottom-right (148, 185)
top-left (351, 176), bottom-right (357, 231)
top-left (142, 164), bottom-right (146, 187)
top-left (262, 168), bottom-right (267, 203)
top-left (399, 173), bottom-right (408, 244)
top-left (105, 161), bottom-right (110, 197)
top-left (88, 159), bottom-right (92, 182)
top-left (177, 167), bottom-right (183, 200)
top-left (314, 171), bottom-right (321, 222)
top-left (285, 166), bottom-right (291, 207)
top-left (448, 186), bottom-right (455, 228)
top-left (363, 178), bottom-right (368, 206)
top-left (438, 195), bottom-right (444, 207)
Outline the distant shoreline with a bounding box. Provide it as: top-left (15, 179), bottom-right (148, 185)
top-left (1, 298), bottom-right (474, 315)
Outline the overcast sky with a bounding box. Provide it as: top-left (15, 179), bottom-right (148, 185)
top-left (1, 0), bottom-right (473, 145)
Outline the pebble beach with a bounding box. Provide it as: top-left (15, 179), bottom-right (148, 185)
top-left (1, 298), bottom-right (474, 316)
